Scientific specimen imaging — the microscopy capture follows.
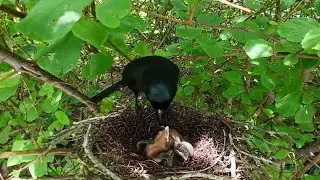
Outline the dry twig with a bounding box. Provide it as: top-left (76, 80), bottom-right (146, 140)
top-left (158, 172), bottom-right (231, 180)
top-left (217, 0), bottom-right (251, 13)
top-left (82, 124), bottom-right (121, 180)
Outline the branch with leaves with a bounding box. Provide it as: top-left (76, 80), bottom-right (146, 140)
top-left (0, 49), bottom-right (99, 114)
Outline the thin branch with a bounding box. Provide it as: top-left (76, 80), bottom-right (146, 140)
top-left (82, 124), bottom-right (121, 180)
top-left (230, 150), bottom-right (237, 179)
top-left (90, 1), bottom-right (96, 18)
top-left (158, 173), bottom-right (230, 180)
top-left (138, 9), bottom-right (253, 32)
top-left (295, 153), bottom-right (320, 178)
top-left (0, 49), bottom-right (99, 114)
top-left (0, 5), bottom-right (26, 18)
top-left (18, 176), bottom-right (83, 180)
top-left (275, 0), bottom-right (281, 22)
top-left (188, 0), bottom-right (201, 21)
top-left (283, 0), bottom-right (305, 21)
top-left (217, 0), bottom-right (252, 13)
top-left (0, 148), bottom-right (73, 159)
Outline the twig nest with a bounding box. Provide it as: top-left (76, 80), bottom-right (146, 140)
top-left (79, 104), bottom-right (234, 179)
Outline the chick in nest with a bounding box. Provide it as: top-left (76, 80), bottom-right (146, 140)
top-left (137, 126), bottom-right (172, 161)
top-left (137, 126), bottom-right (194, 166)
top-left (169, 128), bottom-right (194, 161)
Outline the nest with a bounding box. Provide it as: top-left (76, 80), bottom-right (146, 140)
top-left (75, 104), bottom-right (245, 179)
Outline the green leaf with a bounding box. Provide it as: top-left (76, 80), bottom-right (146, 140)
top-left (96, 0), bottom-right (132, 28)
top-left (196, 13), bottom-right (222, 25)
top-left (244, 0), bottom-right (262, 9)
top-left (261, 74), bottom-right (276, 90)
top-left (0, 112), bottom-right (12, 128)
top-left (295, 104), bottom-right (316, 123)
top-left (197, 36), bottom-right (223, 58)
top-left (19, 99), bottom-right (39, 122)
top-left (155, 49), bottom-right (170, 57)
top-left (176, 26), bottom-right (202, 39)
top-left (183, 86), bottom-right (194, 96)
top-left (301, 29), bottom-right (320, 50)
top-left (228, 21), bottom-right (262, 43)
top-left (81, 53), bottom-right (114, 81)
top-left (0, 72), bottom-right (20, 102)
top-left (263, 108), bottom-right (274, 118)
top-left (39, 97), bottom-right (59, 113)
top-left (249, 87), bottom-right (265, 101)
top-left (37, 34), bottom-right (83, 77)
top-left (275, 91), bottom-right (301, 117)
top-left (278, 18), bottom-right (320, 43)
top-left (222, 85), bottom-right (245, 98)
top-left (134, 41), bottom-right (151, 56)
top-left (171, 0), bottom-right (188, 11)
top-left (222, 71), bottom-right (243, 84)
top-left (15, 0), bottom-right (92, 41)
top-left (0, 126), bottom-right (11, 144)
top-left (8, 140), bottom-right (36, 166)
top-left (302, 93), bottom-right (314, 104)
top-left (274, 149), bottom-right (289, 159)
top-left (316, 0), bottom-right (320, 15)
top-left (281, 0), bottom-right (296, 7)
top-left (252, 138), bottom-right (271, 152)
top-left (48, 121), bottom-right (64, 132)
top-left (55, 111), bottom-right (70, 125)
top-left (29, 159), bottom-right (48, 178)
top-left (283, 54), bottom-right (299, 66)
top-left (39, 83), bottom-right (54, 96)
top-left (72, 17), bottom-right (109, 48)
top-left (244, 39), bottom-right (273, 59)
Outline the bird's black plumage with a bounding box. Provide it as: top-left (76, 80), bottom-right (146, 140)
top-left (90, 56), bottom-right (180, 124)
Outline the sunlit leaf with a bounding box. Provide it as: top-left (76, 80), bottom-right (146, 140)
top-left (37, 33), bottom-right (83, 77)
top-left (0, 72), bottom-right (20, 102)
top-left (244, 39), bottom-right (273, 59)
top-left (283, 54), bottom-right (299, 66)
top-left (55, 111), bottom-right (70, 125)
top-left (295, 104), bottom-right (316, 123)
top-left (96, 0), bottom-right (131, 28)
top-left (15, 0), bottom-right (92, 41)
top-left (72, 17), bottom-right (109, 48)
top-left (275, 91), bottom-right (301, 117)
top-left (278, 18), bottom-right (320, 43)
top-left (301, 29), bottom-right (320, 50)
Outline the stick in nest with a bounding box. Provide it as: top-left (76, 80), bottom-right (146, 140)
top-left (82, 124), bottom-right (121, 180)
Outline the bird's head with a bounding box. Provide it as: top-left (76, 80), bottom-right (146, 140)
top-left (175, 141), bottom-right (194, 161)
top-left (146, 83), bottom-right (177, 123)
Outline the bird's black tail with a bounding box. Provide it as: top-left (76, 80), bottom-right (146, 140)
top-left (90, 80), bottom-right (124, 103)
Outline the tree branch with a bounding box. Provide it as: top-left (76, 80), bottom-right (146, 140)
top-left (83, 124), bottom-right (121, 180)
top-left (0, 5), bottom-right (26, 18)
top-left (217, 0), bottom-right (252, 13)
top-left (0, 49), bottom-right (99, 114)
top-left (188, 0), bottom-right (201, 21)
top-left (0, 148), bottom-right (73, 159)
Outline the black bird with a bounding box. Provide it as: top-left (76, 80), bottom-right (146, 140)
top-left (90, 56), bottom-right (180, 124)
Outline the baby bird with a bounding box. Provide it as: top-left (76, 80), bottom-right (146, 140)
top-left (137, 126), bottom-right (172, 161)
top-left (169, 129), bottom-right (194, 161)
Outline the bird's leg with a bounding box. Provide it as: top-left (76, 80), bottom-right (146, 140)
top-left (134, 93), bottom-right (143, 117)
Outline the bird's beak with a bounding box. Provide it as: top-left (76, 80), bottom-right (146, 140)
top-left (156, 109), bottom-right (163, 124)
